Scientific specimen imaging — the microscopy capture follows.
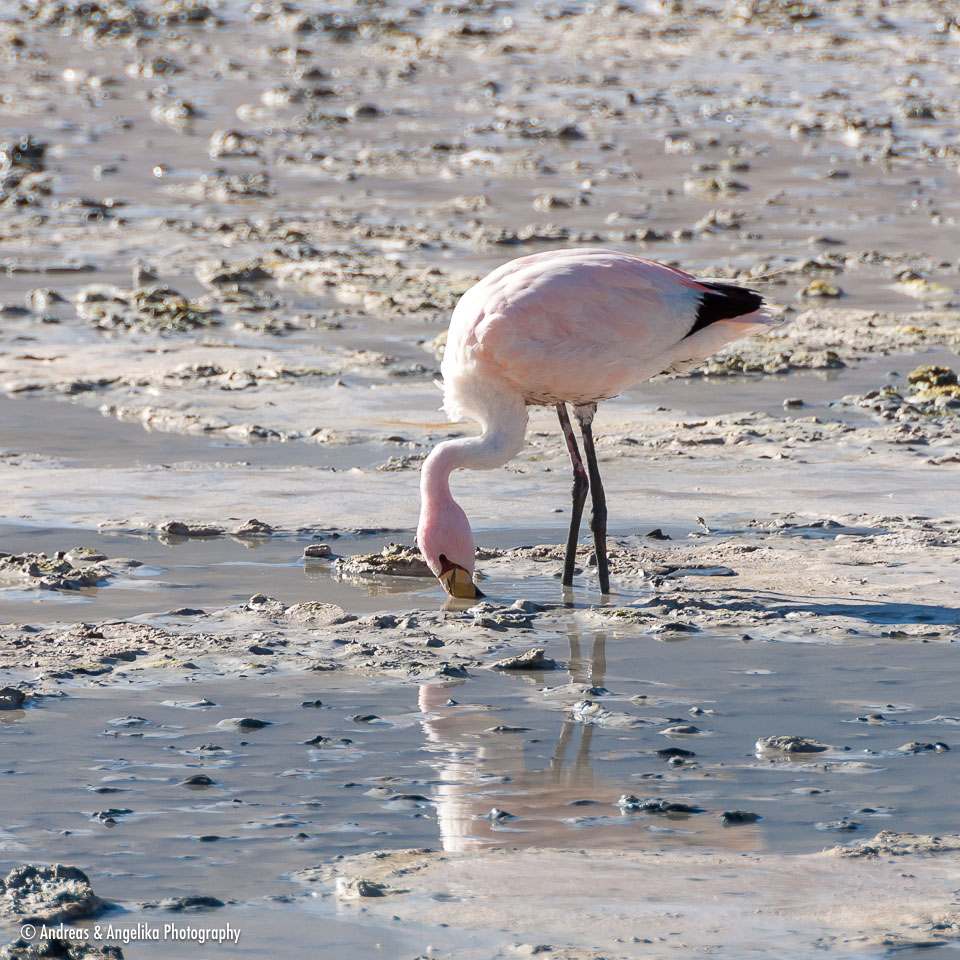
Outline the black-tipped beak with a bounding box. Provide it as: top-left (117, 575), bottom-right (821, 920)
top-left (438, 557), bottom-right (484, 600)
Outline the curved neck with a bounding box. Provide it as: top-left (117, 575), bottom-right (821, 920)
top-left (420, 392), bottom-right (528, 509)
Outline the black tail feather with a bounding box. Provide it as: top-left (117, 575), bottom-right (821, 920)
top-left (685, 280), bottom-right (764, 339)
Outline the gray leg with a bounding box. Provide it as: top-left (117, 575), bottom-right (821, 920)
top-left (575, 404), bottom-right (610, 595)
top-left (556, 403), bottom-right (589, 587)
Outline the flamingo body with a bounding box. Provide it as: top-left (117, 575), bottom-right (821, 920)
top-left (418, 248), bottom-right (776, 598)
top-left (441, 248), bottom-right (770, 421)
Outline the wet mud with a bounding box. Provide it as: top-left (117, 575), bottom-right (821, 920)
top-left (3, 0), bottom-right (960, 957)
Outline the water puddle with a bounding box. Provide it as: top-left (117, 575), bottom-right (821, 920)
top-left (2, 626), bottom-right (959, 955)
top-left (4, 346), bottom-right (957, 479)
top-left (0, 522), bottom-right (671, 621)
top-left (3, 0), bottom-right (960, 951)
top-left (622, 346), bottom-right (960, 421)
top-left (0, 395), bottom-right (392, 472)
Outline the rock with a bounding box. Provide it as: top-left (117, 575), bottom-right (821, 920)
top-left (0, 687), bottom-right (26, 710)
top-left (0, 552), bottom-right (108, 591)
top-left (25, 288), bottom-right (66, 312)
top-left (303, 542), bottom-right (332, 559)
top-left (64, 547), bottom-right (107, 563)
top-left (831, 830), bottom-right (960, 858)
top-left (854, 713), bottom-right (891, 724)
top-left (649, 621), bottom-right (699, 634)
top-left (897, 741), bottom-right (950, 754)
top-left (334, 876), bottom-right (388, 899)
top-left (510, 599), bottom-right (542, 613)
top-left (907, 365), bottom-right (958, 389)
top-left (231, 518), bottom-right (273, 537)
top-left (818, 818), bottom-right (861, 832)
top-left (346, 103), bottom-right (381, 120)
top-left (489, 648), bottom-right (560, 671)
top-left (895, 277), bottom-right (952, 302)
top-left (215, 717), bottom-right (271, 730)
top-left (470, 600), bottom-right (538, 630)
top-left (333, 543), bottom-right (432, 578)
top-left (195, 260), bottom-right (269, 287)
top-left (146, 895), bottom-right (224, 912)
top-left (683, 176), bottom-right (749, 198)
top-left (208, 129), bottom-right (262, 159)
top-left (150, 99), bottom-right (197, 127)
top-left (284, 602), bottom-right (353, 624)
top-left (118, 285), bottom-right (216, 332)
top-left (180, 169), bottom-right (272, 202)
top-left (132, 261), bottom-right (159, 287)
top-left (91, 809), bottom-right (131, 825)
top-left (617, 796), bottom-right (705, 814)
top-left (0, 864), bottom-right (104, 923)
top-left (799, 280), bottom-right (843, 298)
top-left (755, 735), bottom-right (829, 755)
top-left (158, 521), bottom-right (225, 538)
top-left (2, 939), bottom-right (123, 959)
top-left (181, 775), bottom-right (216, 786)
top-left (720, 810), bottom-right (762, 825)
top-left (246, 594), bottom-right (287, 615)
top-left (436, 663), bottom-right (469, 678)
top-left (552, 123), bottom-right (584, 140)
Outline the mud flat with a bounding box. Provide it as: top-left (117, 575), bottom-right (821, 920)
top-left (3, 647), bottom-right (960, 959)
top-left (3, 0), bottom-right (960, 957)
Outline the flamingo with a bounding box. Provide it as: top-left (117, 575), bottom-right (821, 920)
top-left (416, 248), bottom-right (774, 599)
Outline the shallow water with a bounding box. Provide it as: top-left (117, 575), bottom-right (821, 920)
top-left (3, 619), bottom-right (960, 956)
top-left (0, 520), bottom-right (607, 619)
top-left (2, 0), bottom-right (960, 955)
top-left (4, 344), bottom-right (954, 473)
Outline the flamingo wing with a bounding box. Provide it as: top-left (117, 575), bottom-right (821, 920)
top-left (443, 249), bottom-right (766, 406)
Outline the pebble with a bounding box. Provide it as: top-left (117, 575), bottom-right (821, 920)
top-left (617, 796), bottom-right (706, 814)
top-left (720, 810), bottom-right (762, 825)
top-left (756, 735), bottom-right (829, 754)
top-left (489, 648), bottom-right (560, 671)
top-left (303, 542), bottom-right (333, 559)
top-left (215, 717), bottom-right (272, 730)
top-left (158, 521), bottom-right (225, 538)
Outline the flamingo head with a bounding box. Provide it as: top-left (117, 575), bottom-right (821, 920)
top-left (417, 500), bottom-right (484, 600)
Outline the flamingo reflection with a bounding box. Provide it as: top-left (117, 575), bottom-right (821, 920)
top-left (418, 630), bottom-right (761, 853)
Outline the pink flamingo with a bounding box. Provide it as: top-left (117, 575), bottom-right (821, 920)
top-left (417, 248), bottom-right (774, 599)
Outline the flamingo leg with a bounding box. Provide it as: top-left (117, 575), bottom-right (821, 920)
top-left (575, 405), bottom-right (610, 595)
top-left (556, 403), bottom-right (589, 587)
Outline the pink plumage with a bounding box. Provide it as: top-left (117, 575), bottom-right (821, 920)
top-left (442, 248), bottom-right (770, 418)
top-left (418, 248), bottom-right (777, 599)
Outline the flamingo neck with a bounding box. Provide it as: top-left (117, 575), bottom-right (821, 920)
top-left (420, 390), bottom-right (529, 510)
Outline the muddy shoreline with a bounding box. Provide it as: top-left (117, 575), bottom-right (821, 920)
top-left (3, 0), bottom-right (960, 957)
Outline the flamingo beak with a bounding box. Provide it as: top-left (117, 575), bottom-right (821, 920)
top-left (438, 558), bottom-right (484, 600)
